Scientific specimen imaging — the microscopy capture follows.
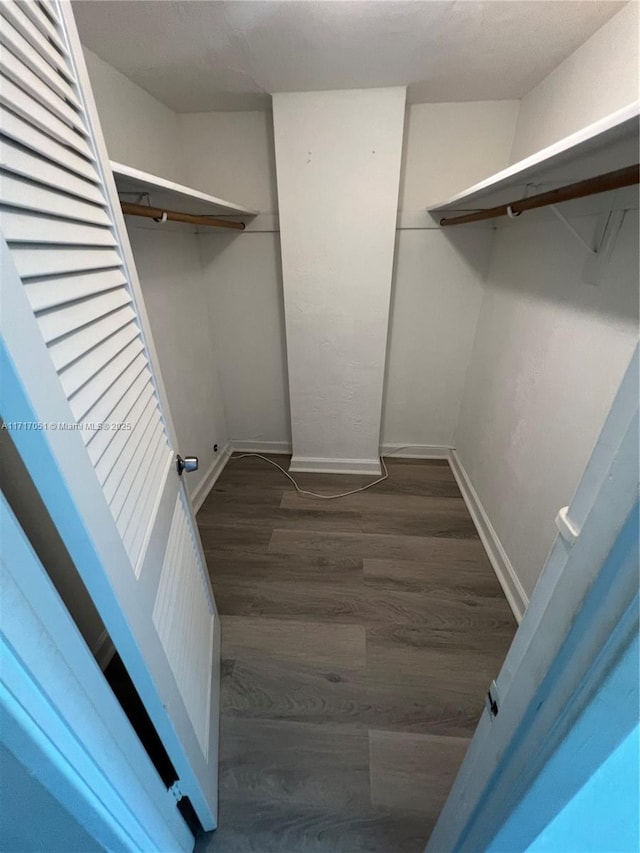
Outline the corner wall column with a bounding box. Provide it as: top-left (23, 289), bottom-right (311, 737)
top-left (272, 87), bottom-right (406, 474)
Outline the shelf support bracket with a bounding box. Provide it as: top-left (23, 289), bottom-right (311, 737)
top-left (582, 208), bottom-right (626, 285)
top-left (549, 205), bottom-right (598, 255)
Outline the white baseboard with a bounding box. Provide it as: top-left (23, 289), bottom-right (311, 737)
top-left (188, 440), bottom-right (528, 623)
top-left (448, 449), bottom-right (528, 623)
top-left (231, 440), bottom-right (292, 455)
top-left (92, 630), bottom-right (116, 671)
top-left (191, 441), bottom-right (233, 513)
top-left (191, 441), bottom-right (293, 512)
top-left (289, 456), bottom-right (382, 476)
top-left (381, 443), bottom-right (451, 459)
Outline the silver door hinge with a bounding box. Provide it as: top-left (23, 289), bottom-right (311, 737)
top-left (168, 780), bottom-right (184, 803)
top-left (485, 680), bottom-right (500, 719)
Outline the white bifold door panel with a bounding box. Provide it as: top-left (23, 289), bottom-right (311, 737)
top-left (0, 0), bottom-right (220, 831)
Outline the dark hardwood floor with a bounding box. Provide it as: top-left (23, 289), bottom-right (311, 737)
top-left (195, 455), bottom-right (516, 852)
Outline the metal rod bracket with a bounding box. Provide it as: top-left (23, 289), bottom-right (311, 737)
top-left (549, 205), bottom-right (598, 255)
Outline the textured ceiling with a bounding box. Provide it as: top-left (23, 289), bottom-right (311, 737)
top-left (72, 1), bottom-right (625, 112)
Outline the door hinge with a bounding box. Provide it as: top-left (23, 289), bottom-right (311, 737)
top-left (485, 680), bottom-right (500, 719)
top-left (555, 506), bottom-right (580, 545)
top-left (168, 780), bottom-right (184, 803)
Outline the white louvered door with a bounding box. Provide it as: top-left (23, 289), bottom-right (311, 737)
top-left (0, 0), bottom-right (220, 832)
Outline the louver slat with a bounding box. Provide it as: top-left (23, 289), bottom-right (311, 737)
top-left (10, 246), bottom-right (122, 279)
top-left (0, 107), bottom-right (98, 182)
top-left (1, 173), bottom-right (109, 225)
top-left (0, 73), bottom-right (92, 156)
top-left (92, 378), bottom-right (155, 475)
top-left (0, 3), bottom-right (73, 82)
top-left (124, 442), bottom-right (172, 565)
top-left (15, 0), bottom-right (68, 56)
top-left (68, 338), bottom-right (145, 422)
top-left (1, 138), bottom-right (105, 203)
top-left (38, 287), bottom-right (131, 343)
top-left (35, 0), bottom-right (58, 25)
top-left (0, 16), bottom-right (78, 106)
top-left (24, 268), bottom-right (127, 312)
top-left (83, 356), bottom-right (150, 432)
top-left (60, 321), bottom-right (140, 398)
top-left (119, 428), bottom-right (168, 535)
top-left (85, 362), bottom-right (150, 460)
top-left (1, 0), bottom-right (172, 592)
top-left (48, 305), bottom-right (136, 373)
top-left (0, 50), bottom-right (83, 135)
top-left (0, 208), bottom-right (117, 245)
top-left (106, 405), bottom-right (162, 510)
top-left (2, 0), bottom-right (219, 824)
top-left (98, 392), bottom-right (158, 492)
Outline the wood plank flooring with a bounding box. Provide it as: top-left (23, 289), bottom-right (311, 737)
top-left (195, 455), bottom-right (516, 852)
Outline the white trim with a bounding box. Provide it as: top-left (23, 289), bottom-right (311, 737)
top-left (448, 449), bottom-right (528, 623)
top-left (487, 602), bottom-right (638, 851)
top-left (190, 441), bottom-right (233, 514)
top-left (189, 443), bottom-right (452, 511)
top-left (289, 456), bottom-right (382, 476)
top-left (430, 348), bottom-right (639, 851)
top-left (231, 440), bottom-right (292, 455)
top-left (380, 443), bottom-right (451, 460)
top-left (0, 492), bottom-right (192, 852)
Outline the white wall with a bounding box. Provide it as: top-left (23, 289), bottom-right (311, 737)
top-left (126, 224), bottom-right (230, 500)
top-left (83, 47), bottom-right (184, 183)
top-left (178, 111), bottom-right (290, 450)
top-left (179, 101), bottom-right (520, 457)
top-left (381, 101), bottom-right (519, 452)
top-left (81, 29), bottom-right (638, 618)
top-left (398, 101), bottom-right (519, 212)
top-left (83, 48), bottom-right (230, 498)
top-left (178, 111), bottom-right (277, 214)
top-left (455, 207), bottom-right (639, 599)
top-left (197, 232), bottom-right (290, 449)
top-left (510, 1), bottom-right (639, 162)
top-left (273, 88), bottom-right (406, 473)
top-left (381, 228), bottom-right (490, 451)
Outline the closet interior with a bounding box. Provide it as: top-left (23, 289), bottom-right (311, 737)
top-left (82, 7), bottom-right (637, 839)
top-left (1, 0), bottom-right (638, 850)
top-left (85, 5), bottom-right (636, 840)
top-left (78, 21), bottom-right (638, 621)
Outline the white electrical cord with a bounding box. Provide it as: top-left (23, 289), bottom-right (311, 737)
top-left (228, 445), bottom-right (438, 500)
top-left (229, 453), bottom-right (389, 499)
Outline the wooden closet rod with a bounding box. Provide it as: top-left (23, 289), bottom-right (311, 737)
top-left (439, 163), bottom-right (640, 227)
top-left (120, 201), bottom-right (246, 230)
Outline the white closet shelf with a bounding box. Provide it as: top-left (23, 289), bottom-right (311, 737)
top-left (110, 161), bottom-right (258, 221)
top-left (428, 102), bottom-right (639, 217)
